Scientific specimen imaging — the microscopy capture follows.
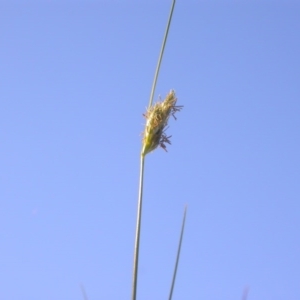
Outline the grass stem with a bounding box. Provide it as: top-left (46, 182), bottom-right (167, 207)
top-left (131, 156), bottom-right (145, 300)
top-left (132, 1), bottom-right (176, 299)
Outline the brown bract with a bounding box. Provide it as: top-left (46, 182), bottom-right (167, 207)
top-left (141, 90), bottom-right (183, 156)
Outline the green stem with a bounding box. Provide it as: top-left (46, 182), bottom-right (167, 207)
top-left (132, 1), bottom-right (176, 299)
top-left (131, 155), bottom-right (145, 300)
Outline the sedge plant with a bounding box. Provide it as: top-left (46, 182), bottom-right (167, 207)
top-left (131, 1), bottom-right (186, 299)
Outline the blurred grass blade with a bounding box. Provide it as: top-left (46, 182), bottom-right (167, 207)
top-left (169, 206), bottom-right (187, 300)
top-left (241, 287), bottom-right (249, 300)
top-left (80, 283), bottom-right (89, 300)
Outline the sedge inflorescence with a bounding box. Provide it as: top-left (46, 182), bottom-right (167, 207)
top-left (141, 90), bottom-right (183, 157)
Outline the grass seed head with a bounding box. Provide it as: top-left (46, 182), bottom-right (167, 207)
top-left (141, 90), bottom-right (182, 156)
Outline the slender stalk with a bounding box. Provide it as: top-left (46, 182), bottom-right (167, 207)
top-left (132, 1), bottom-right (176, 299)
top-left (148, 0), bottom-right (176, 109)
top-left (168, 206), bottom-right (187, 300)
top-left (131, 155), bottom-right (145, 300)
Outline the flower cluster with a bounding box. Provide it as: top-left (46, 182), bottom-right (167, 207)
top-left (141, 90), bottom-right (182, 156)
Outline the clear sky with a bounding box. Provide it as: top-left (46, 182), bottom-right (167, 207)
top-left (1, 1), bottom-right (300, 299)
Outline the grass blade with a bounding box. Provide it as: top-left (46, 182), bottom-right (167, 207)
top-left (168, 206), bottom-right (187, 300)
top-left (148, 0), bottom-right (176, 109)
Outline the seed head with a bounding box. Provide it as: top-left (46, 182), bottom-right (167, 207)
top-left (141, 90), bottom-right (182, 156)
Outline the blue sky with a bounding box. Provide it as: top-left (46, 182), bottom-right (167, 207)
top-left (1, 1), bottom-right (300, 299)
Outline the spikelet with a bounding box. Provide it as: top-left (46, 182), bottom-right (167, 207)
top-left (141, 90), bottom-right (182, 156)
